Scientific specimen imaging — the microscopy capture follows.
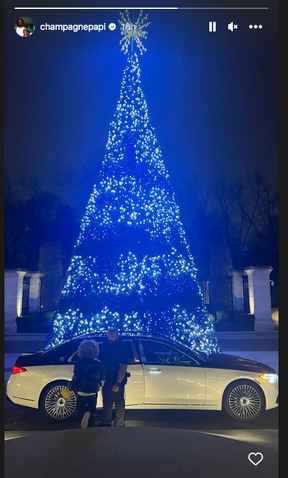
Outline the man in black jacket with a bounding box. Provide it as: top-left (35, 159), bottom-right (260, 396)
top-left (69, 339), bottom-right (105, 428)
top-left (99, 329), bottom-right (129, 427)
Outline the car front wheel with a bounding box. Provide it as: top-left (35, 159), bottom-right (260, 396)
top-left (223, 380), bottom-right (265, 421)
top-left (40, 381), bottom-right (77, 420)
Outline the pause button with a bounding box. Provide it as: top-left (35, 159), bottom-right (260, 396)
top-left (209, 21), bottom-right (216, 32)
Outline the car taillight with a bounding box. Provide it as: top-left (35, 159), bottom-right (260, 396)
top-left (11, 366), bottom-right (27, 375)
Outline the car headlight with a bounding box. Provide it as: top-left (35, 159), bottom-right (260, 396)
top-left (260, 373), bottom-right (278, 384)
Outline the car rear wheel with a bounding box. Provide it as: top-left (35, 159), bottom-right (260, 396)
top-left (40, 381), bottom-right (77, 420)
top-left (223, 380), bottom-right (265, 421)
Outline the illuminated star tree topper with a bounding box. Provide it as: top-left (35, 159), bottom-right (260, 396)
top-left (118, 9), bottom-right (150, 55)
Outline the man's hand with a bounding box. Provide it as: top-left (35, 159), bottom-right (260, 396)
top-left (112, 384), bottom-right (119, 392)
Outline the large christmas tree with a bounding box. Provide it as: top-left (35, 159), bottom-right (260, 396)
top-left (46, 11), bottom-right (220, 354)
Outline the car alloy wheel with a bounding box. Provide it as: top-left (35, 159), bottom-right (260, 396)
top-left (41, 381), bottom-right (77, 420)
top-left (223, 380), bottom-right (264, 421)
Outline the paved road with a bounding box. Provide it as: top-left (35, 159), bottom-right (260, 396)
top-left (5, 391), bottom-right (278, 450)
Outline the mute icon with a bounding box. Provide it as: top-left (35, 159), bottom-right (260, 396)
top-left (228, 22), bottom-right (238, 31)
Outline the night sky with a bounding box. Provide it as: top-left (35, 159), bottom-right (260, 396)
top-left (5, 0), bottom-right (278, 207)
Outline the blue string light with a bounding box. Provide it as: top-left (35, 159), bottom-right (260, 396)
top-left (45, 52), bottom-right (220, 355)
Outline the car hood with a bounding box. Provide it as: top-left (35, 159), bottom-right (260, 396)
top-left (205, 353), bottom-right (277, 374)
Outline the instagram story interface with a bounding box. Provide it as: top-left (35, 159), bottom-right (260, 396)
top-left (5, 2), bottom-right (278, 478)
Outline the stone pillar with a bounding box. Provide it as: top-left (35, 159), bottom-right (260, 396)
top-left (231, 270), bottom-right (244, 312)
top-left (4, 269), bottom-right (27, 334)
top-left (28, 272), bottom-right (43, 313)
top-left (244, 266), bottom-right (275, 332)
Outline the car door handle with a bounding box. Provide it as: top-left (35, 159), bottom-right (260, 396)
top-left (148, 367), bottom-right (162, 374)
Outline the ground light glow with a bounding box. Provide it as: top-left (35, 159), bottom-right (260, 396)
top-left (45, 15), bottom-right (220, 355)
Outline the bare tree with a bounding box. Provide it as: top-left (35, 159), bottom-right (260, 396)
top-left (213, 172), bottom-right (278, 267)
top-left (47, 158), bottom-right (99, 213)
top-left (17, 174), bottom-right (42, 198)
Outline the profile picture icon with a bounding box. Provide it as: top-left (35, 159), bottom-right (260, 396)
top-left (14, 17), bottom-right (35, 37)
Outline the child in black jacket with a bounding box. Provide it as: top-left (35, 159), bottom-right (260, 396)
top-left (69, 339), bottom-right (105, 428)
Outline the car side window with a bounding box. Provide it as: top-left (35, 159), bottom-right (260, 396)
top-left (140, 340), bottom-right (197, 365)
top-left (122, 340), bottom-right (138, 364)
top-left (68, 340), bottom-right (104, 363)
top-left (42, 340), bottom-right (81, 364)
top-left (67, 350), bottom-right (81, 363)
top-left (67, 339), bottom-right (136, 364)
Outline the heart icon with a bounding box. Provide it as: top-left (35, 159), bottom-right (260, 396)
top-left (248, 452), bottom-right (264, 466)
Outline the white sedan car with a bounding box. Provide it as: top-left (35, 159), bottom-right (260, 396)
top-left (6, 333), bottom-right (278, 422)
